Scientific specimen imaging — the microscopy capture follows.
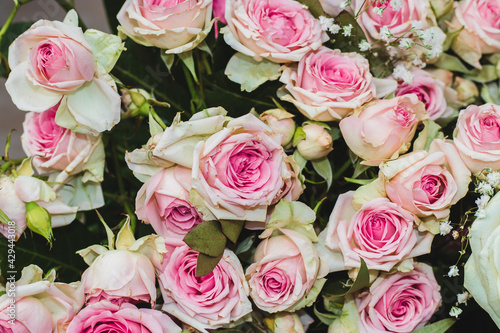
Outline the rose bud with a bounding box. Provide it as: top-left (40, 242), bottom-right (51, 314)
top-left (259, 109), bottom-right (296, 148)
top-left (454, 77), bottom-right (479, 105)
top-left (296, 124), bottom-right (333, 160)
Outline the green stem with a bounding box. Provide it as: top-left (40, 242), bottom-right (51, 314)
top-left (113, 65), bottom-right (183, 112)
top-left (182, 62), bottom-right (204, 114)
top-left (111, 142), bottom-right (137, 233)
top-left (333, 159), bottom-right (352, 180)
top-left (149, 107), bottom-right (167, 129)
top-left (54, 0), bottom-right (87, 30)
top-left (0, 1), bottom-right (21, 50)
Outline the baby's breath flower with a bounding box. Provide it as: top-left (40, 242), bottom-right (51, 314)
top-left (319, 16), bottom-right (335, 32)
top-left (457, 292), bottom-right (471, 305)
top-left (487, 171), bottom-right (500, 187)
top-left (475, 208), bottom-right (486, 219)
top-left (449, 306), bottom-right (463, 318)
top-left (380, 26), bottom-right (392, 42)
top-left (340, 0), bottom-right (351, 9)
top-left (399, 38), bottom-right (413, 49)
top-left (439, 220), bottom-right (453, 236)
top-left (412, 56), bottom-right (425, 68)
top-left (411, 20), bottom-right (424, 30)
top-left (477, 181), bottom-right (494, 195)
top-left (392, 64), bottom-right (414, 84)
top-left (359, 40), bottom-right (371, 51)
top-left (390, 0), bottom-right (403, 11)
top-left (343, 24), bottom-right (353, 37)
top-left (448, 265), bottom-right (459, 278)
top-left (475, 194), bottom-right (490, 209)
top-left (373, 7), bottom-right (384, 16)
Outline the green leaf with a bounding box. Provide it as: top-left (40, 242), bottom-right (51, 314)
top-left (465, 65), bottom-right (499, 83)
top-left (84, 29), bottom-right (125, 72)
top-left (179, 50), bottom-right (198, 83)
top-left (292, 126), bottom-right (307, 147)
top-left (149, 110), bottom-right (164, 136)
top-left (0, 208), bottom-right (11, 226)
top-left (160, 53), bottom-right (175, 72)
top-left (323, 258), bottom-right (370, 296)
top-left (95, 210), bottom-right (115, 250)
top-left (219, 220), bottom-right (244, 244)
top-left (293, 150), bottom-right (308, 172)
top-left (312, 157), bottom-right (333, 190)
top-left (314, 304), bottom-right (338, 326)
top-left (433, 54), bottom-right (471, 74)
top-left (196, 251), bottom-right (224, 277)
top-left (344, 177), bottom-right (376, 185)
top-left (183, 220), bottom-right (227, 257)
top-left (443, 27), bottom-right (463, 52)
top-left (296, 0), bottom-right (325, 17)
top-left (413, 119), bottom-right (444, 152)
top-left (481, 82), bottom-right (500, 104)
top-left (235, 234), bottom-right (256, 255)
top-left (413, 318), bottom-right (456, 333)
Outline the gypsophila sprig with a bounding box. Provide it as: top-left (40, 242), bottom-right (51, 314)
top-left (448, 265), bottom-right (460, 278)
top-left (359, 40), bottom-right (371, 51)
top-left (390, 0), bottom-right (403, 11)
top-left (343, 24), bottom-right (353, 37)
top-left (380, 26), bottom-right (392, 42)
top-left (392, 64), bottom-right (414, 84)
top-left (457, 292), bottom-right (471, 305)
top-left (487, 171), bottom-right (500, 187)
top-left (449, 307), bottom-right (463, 318)
top-left (440, 221), bottom-right (453, 236)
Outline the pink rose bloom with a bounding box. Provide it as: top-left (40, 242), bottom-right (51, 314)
top-left (279, 48), bottom-right (376, 121)
top-left (453, 103), bottom-right (500, 173)
top-left (393, 68), bottom-right (453, 121)
top-left (451, 0), bottom-right (500, 68)
top-left (22, 105), bottom-right (105, 184)
top-left (0, 175), bottom-right (27, 240)
top-left (246, 229), bottom-right (325, 313)
top-left (5, 19), bottom-right (121, 135)
top-left (157, 237), bottom-right (252, 332)
top-left (0, 265), bottom-right (84, 333)
top-left (353, 0), bottom-right (431, 43)
top-left (135, 166), bottom-right (202, 237)
top-left (191, 114), bottom-right (292, 222)
top-left (222, 0), bottom-right (328, 62)
top-left (356, 263), bottom-right (441, 333)
top-left (319, 0), bottom-right (350, 17)
top-left (66, 301), bottom-right (182, 333)
top-left (80, 249), bottom-right (157, 306)
top-left (117, 0), bottom-right (213, 52)
top-left (323, 192), bottom-right (433, 271)
top-left (339, 94), bottom-right (427, 165)
top-left (381, 140), bottom-right (471, 221)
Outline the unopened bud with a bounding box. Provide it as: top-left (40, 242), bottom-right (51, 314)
top-left (296, 124), bottom-right (333, 160)
top-left (259, 109), bottom-right (296, 148)
top-left (454, 77), bottom-right (478, 105)
top-left (25, 201), bottom-right (53, 244)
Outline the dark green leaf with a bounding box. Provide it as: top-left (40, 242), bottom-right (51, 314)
top-left (196, 251), bottom-right (224, 277)
top-left (323, 258), bottom-right (370, 296)
top-left (293, 127), bottom-right (306, 147)
top-left (219, 220), bottom-right (244, 244)
top-left (433, 54), bottom-right (471, 74)
top-left (314, 304), bottom-right (338, 325)
top-left (297, 0), bottom-right (325, 17)
top-left (329, 11), bottom-right (367, 53)
top-left (465, 65), bottom-right (499, 83)
top-left (184, 220), bottom-right (227, 257)
top-left (413, 318), bottom-right (456, 333)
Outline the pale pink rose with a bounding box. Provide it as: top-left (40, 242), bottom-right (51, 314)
top-left (5, 19), bottom-right (121, 135)
top-left (453, 103), bottom-right (500, 173)
top-left (353, 0), bottom-right (431, 43)
top-left (22, 105), bottom-right (105, 183)
top-left (80, 249), bottom-right (157, 306)
top-left (296, 124), bottom-right (333, 160)
top-left (393, 68), bottom-right (453, 121)
top-left (135, 166), bottom-right (202, 237)
top-left (157, 237), bottom-right (252, 332)
top-left (323, 192), bottom-right (433, 271)
top-left (0, 175), bottom-right (27, 240)
top-left (279, 48), bottom-right (376, 121)
top-left (66, 301), bottom-right (182, 333)
top-left (258, 109), bottom-right (296, 147)
top-left (381, 140), bottom-right (471, 221)
top-left (222, 0), bottom-right (328, 62)
top-left (339, 94), bottom-right (427, 165)
top-left (278, 156), bottom-right (305, 204)
top-left (0, 265), bottom-right (84, 333)
top-left (450, 0), bottom-right (500, 68)
top-left (356, 263), bottom-right (441, 333)
top-left (191, 114), bottom-right (292, 222)
top-left (117, 0), bottom-right (213, 52)
top-left (319, 0), bottom-right (350, 17)
top-left (246, 229), bottom-right (324, 313)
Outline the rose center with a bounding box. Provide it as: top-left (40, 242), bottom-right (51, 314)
top-left (261, 11), bottom-right (297, 46)
top-left (394, 106), bottom-right (416, 127)
top-left (36, 40), bottom-right (67, 80)
top-left (145, 0), bottom-right (185, 7)
top-left (418, 174), bottom-right (445, 204)
top-left (479, 114), bottom-right (500, 141)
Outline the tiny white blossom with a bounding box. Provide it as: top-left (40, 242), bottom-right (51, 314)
top-left (329, 24), bottom-right (341, 34)
top-left (319, 16), bottom-right (335, 32)
top-left (412, 56), bottom-right (425, 68)
top-left (390, 0), bottom-right (403, 11)
top-left (411, 20), bottom-right (424, 30)
top-left (449, 306), bottom-right (463, 318)
top-left (457, 292), bottom-right (471, 305)
top-left (426, 45), bottom-right (443, 59)
top-left (475, 194), bottom-right (490, 209)
top-left (343, 24), bottom-right (353, 37)
top-left (475, 208), bottom-right (486, 219)
top-left (359, 40), bottom-right (371, 51)
top-left (386, 46), bottom-right (400, 57)
top-left (399, 38), bottom-right (413, 49)
top-left (373, 7), bottom-right (385, 16)
top-left (487, 171), bottom-right (500, 187)
top-left (392, 64), bottom-right (414, 84)
top-left (452, 230), bottom-right (460, 239)
top-left (302, 4), bottom-right (308, 9)
top-left (448, 265), bottom-right (459, 278)
top-left (340, 0), bottom-right (351, 9)
top-left (477, 181), bottom-right (494, 195)
top-left (380, 26), bottom-right (392, 42)
top-left (439, 220), bottom-right (453, 236)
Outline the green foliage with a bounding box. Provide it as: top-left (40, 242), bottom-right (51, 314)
top-left (323, 259), bottom-right (370, 297)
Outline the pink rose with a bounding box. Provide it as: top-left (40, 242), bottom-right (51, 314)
top-left (117, 0), bottom-right (213, 52)
top-left (0, 265), bottom-right (84, 333)
top-left (5, 19), bottom-right (121, 135)
top-left (135, 166), bottom-right (202, 237)
top-left (318, 0), bottom-right (349, 17)
top-left (353, 0), bottom-right (431, 43)
top-left (453, 103), bottom-right (500, 173)
top-left (80, 249), bottom-right (157, 306)
top-left (222, 0), bottom-right (328, 62)
top-left (322, 192), bottom-right (433, 271)
top-left (22, 105), bottom-right (105, 184)
top-left (157, 237), bottom-right (252, 332)
top-left (258, 109), bottom-right (296, 147)
top-left (381, 140), bottom-right (471, 221)
top-left (66, 301), bottom-right (182, 333)
top-left (0, 175), bottom-right (27, 240)
top-left (393, 68), bottom-right (453, 121)
top-left (191, 114), bottom-right (292, 222)
top-left (339, 94), bottom-right (427, 165)
top-left (279, 47), bottom-right (376, 121)
top-left (450, 0), bottom-right (500, 68)
top-left (246, 229), bottom-right (325, 313)
top-left (356, 263), bottom-right (441, 333)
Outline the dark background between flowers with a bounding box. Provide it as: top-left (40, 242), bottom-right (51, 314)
top-left (0, 0), bottom-right (497, 331)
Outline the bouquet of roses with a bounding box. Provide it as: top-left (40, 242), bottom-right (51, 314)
top-left (1, 0), bottom-right (500, 331)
